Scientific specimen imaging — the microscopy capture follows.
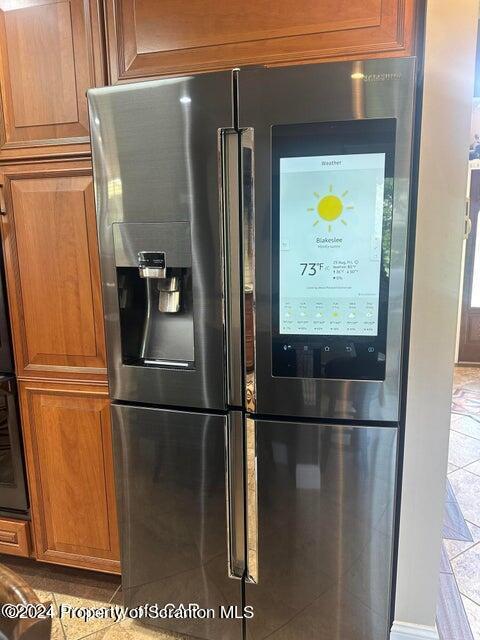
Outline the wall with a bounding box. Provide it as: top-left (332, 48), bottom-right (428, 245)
top-left (392, 0), bottom-right (478, 638)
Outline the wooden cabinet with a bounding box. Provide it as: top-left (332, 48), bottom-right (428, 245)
top-left (0, 517), bottom-right (31, 557)
top-left (19, 380), bottom-right (120, 573)
top-left (0, 0), bottom-right (422, 577)
top-left (0, 160), bottom-right (107, 382)
top-left (104, 0), bottom-right (417, 82)
top-left (0, 160), bottom-right (114, 572)
top-left (0, 0), bottom-right (106, 160)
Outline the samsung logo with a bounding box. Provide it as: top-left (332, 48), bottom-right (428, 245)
top-left (362, 72), bottom-right (402, 83)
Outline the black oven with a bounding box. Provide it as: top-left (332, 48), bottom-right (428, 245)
top-left (0, 376), bottom-right (28, 515)
top-left (0, 255), bottom-right (28, 516)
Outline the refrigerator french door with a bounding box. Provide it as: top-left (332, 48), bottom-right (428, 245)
top-left (88, 57), bottom-right (416, 640)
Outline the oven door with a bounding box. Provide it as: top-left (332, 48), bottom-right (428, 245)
top-left (0, 376), bottom-right (28, 514)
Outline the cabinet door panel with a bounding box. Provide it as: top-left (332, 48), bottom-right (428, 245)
top-left (0, 0), bottom-right (105, 160)
top-left (19, 381), bottom-right (120, 573)
top-left (1, 161), bottom-right (107, 381)
top-left (105, 0), bottom-right (417, 82)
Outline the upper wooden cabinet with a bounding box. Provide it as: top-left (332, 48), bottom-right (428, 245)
top-left (105, 0), bottom-right (417, 82)
top-left (0, 0), bottom-right (106, 160)
top-left (0, 160), bottom-right (107, 382)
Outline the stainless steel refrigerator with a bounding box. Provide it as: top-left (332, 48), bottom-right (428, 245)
top-left (88, 57), bottom-right (416, 640)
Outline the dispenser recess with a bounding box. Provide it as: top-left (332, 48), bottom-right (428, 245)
top-left (113, 222), bottom-right (194, 368)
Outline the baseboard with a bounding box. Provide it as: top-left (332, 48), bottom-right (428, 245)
top-left (390, 621), bottom-right (439, 640)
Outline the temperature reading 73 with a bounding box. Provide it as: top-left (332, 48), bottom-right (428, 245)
top-left (300, 262), bottom-right (325, 276)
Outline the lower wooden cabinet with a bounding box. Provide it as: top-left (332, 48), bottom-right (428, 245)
top-left (18, 380), bottom-right (120, 574)
top-left (0, 517), bottom-right (31, 557)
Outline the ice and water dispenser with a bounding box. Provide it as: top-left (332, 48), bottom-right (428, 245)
top-left (113, 222), bottom-right (195, 368)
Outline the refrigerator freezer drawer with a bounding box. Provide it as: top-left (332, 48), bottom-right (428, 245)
top-left (245, 419), bottom-right (397, 640)
top-left (111, 403), bottom-right (242, 640)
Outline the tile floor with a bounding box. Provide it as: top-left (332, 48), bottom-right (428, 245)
top-left (437, 366), bottom-right (480, 640)
top-left (1, 367), bottom-right (480, 639)
top-left (0, 555), bottom-right (186, 639)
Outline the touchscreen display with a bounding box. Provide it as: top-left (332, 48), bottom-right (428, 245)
top-left (271, 118), bottom-right (396, 381)
top-left (279, 153), bottom-right (386, 337)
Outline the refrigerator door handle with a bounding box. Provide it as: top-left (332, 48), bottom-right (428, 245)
top-left (225, 410), bottom-right (245, 579)
top-left (245, 416), bottom-right (258, 583)
top-left (219, 128), bottom-right (243, 407)
top-left (241, 129), bottom-right (256, 413)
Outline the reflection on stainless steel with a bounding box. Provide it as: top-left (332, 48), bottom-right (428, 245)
top-left (351, 60), bottom-right (366, 119)
top-left (241, 129), bottom-right (257, 413)
top-left (246, 420), bottom-right (397, 640)
top-left (158, 276), bottom-right (180, 291)
top-left (220, 128), bottom-right (243, 407)
top-left (226, 411), bottom-right (245, 579)
top-left (112, 404), bottom-right (242, 640)
top-left (0, 392), bottom-right (14, 485)
top-left (158, 288), bottom-right (181, 313)
top-left (138, 264), bottom-right (166, 280)
top-left (239, 58), bottom-right (416, 422)
top-left (144, 359), bottom-right (189, 367)
top-left (246, 416), bottom-right (258, 584)
top-left (89, 73), bottom-right (232, 409)
top-left (139, 266), bottom-right (165, 279)
top-left (139, 277), bottom-right (154, 361)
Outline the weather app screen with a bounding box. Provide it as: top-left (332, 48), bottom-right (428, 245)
top-left (279, 153), bottom-right (386, 337)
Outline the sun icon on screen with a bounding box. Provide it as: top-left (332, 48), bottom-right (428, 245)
top-left (307, 185), bottom-right (354, 231)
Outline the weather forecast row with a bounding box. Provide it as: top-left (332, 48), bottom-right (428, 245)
top-left (281, 298), bottom-right (378, 336)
